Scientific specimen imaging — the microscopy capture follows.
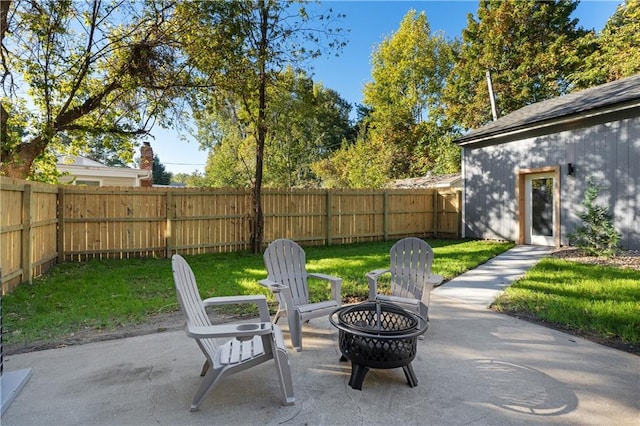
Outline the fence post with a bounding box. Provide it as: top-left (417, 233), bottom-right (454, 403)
top-left (433, 190), bottom-right (438, 238)
top-left (57, 186), bottom-right (65, 263)
top-left (383, 191), bottom-right (388, 241)
top-left (21, 185), bottom-right (32, 284)
top-left (165, 190), bottom-right (173, 258)
top-left (326, 191), bottom-right (332, 246)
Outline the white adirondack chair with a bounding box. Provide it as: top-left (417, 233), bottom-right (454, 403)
top-left (260, 239), bottom-right (342, 352)
top-left (366, 237), bottom-right (443, 321)
top-left (172, 254), bottom-right (295, 412)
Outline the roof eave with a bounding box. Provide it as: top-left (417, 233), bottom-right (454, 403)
top-left (455, 100), bottom-right (640, 148)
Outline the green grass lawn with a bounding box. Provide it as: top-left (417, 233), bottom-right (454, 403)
top-left (2, 239), bottom-right (512, 348)
top-left (5, 238), bottom-right (637, 353)
top-left (493, 258), bottom-right (640, 348)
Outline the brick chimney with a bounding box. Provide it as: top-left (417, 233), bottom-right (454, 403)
top-left (139, 142), bottom-right (153, 187)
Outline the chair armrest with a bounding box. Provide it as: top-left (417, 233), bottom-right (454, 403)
top-left (366, 268), bottom-right (390, 281)
top-left (365, 268), bottom-right (390, 300)
top-left (419, 274), bottom-right (443, 309)
top-left (185, 322), bottom-right (273, 339)
top-left (259, 278), bottom-right (296, 317)
top-left (258, 278), bottom-right (288, 293)
top-left (308, 273), bottom-right (343, 306)
top-left (202, 294), bottom-right (270, 323)
top-left (307, 272), bottom-right (340, 283)
top-left (426, 274), bottom-right (444, 286)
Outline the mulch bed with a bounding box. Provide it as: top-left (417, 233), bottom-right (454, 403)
top-left (549, 247), bottom-right (640, 270)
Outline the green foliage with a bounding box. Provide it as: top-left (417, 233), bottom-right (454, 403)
top-left (311, 131), bottom-right (392, 188)
top-left (494, 258), bottom-right (640, 345)
top-left (172, 171), bottom-right (208, 187)
top-left (204, 134), bottom-right (255, 188)
top-left (199, 69), bottom-right (354, 188)
top-left (363, 10), bottom-right (458, 178)
top-left (444, 0), bottom-right (588, 130)
top-left (1, 1), bottom-right (194, 179)
top-left (152, 155), bottom-right (173, 185)
top-left (83, 134), bottom-right (134, 167)
top-left (263, 72), bottom-right (353, 188)
top-left (29, 149), bottom-right (63, 184)
top-left (569, 178), bottom-right (621, 257)
top-left (568, 0), bottom-right (640, 89)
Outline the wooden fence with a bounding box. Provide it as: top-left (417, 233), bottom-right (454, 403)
top-left (0, 176), bottom-right (461, 294)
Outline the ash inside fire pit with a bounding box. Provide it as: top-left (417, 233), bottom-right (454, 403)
top-left (330, 301), bottom-right (428, 390)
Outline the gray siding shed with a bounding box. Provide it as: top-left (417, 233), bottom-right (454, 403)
top-left (455, 75), bottom-right (640, 250)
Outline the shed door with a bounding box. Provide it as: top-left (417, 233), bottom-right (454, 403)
top-left (525, 173), bottom-right (555, 246)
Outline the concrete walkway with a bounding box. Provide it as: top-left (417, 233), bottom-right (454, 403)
top-left (2, 245), bottom-right (639, 425)
top-left (432, 245), bottom-right (553, 306)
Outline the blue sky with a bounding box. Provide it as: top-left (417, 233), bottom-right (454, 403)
top-left (152, 0), bottom-right (622, 175)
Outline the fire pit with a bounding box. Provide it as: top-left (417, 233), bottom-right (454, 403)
top-left (329, 301), bottom-right (428, 390)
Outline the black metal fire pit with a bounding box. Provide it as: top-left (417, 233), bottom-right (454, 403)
top-left (329, 301), bottom-right (428, 390)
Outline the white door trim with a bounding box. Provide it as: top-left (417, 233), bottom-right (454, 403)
top-left (516, 166), bottom-right (560, 248)
top-left (525, 173), bottom-right (555, 246)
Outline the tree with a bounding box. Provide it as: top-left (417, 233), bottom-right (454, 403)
top-left (362, 10), bottom-right (458, 179)
top-left (568, 0), bottom-right (640, 89)
top-left (265, 70), bottom-right (352, 187)
top-left (444, 0), bottom-right (588, 130)
top-left (311, 131), bottom-right (392, 189)
top-left (204, 132), bottom-right (255, 188)
top-left (201, 69), bottom-right (352, 189)
top-left (569, 178), bottom-right (620, 257)
top-left (0, 0), bottom-right (193, 180)
top-left (152, 154), bottom-right (172, 185)
top-left (172, 171), bottom-right (207, 187)
top-left (180, 0), bottom-right (346, 253)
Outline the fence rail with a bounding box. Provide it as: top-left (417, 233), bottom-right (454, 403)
top-left (1, 177), bottom-right (461, 294)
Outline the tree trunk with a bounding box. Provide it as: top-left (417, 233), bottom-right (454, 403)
top-left (249, 0), bottom-right (268, 254)
top-left (0, 135), bottom-right (45, 178)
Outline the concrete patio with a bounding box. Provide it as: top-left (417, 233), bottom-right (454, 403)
top-left (2, 246), bottom-right (639, 425)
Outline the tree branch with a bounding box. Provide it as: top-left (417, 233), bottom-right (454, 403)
top-left (61, 123), bottom-right (149, 136)
top-left (58, 0), bottom-right (101, 118)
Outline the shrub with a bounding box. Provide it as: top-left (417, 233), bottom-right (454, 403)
top-left (569, 177), bottom-right (620, 257)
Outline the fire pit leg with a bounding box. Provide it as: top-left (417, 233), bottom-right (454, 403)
top-left (348, 363), bottom-right (369, 390)
top-left (402, 363), bottom-right (418, 387)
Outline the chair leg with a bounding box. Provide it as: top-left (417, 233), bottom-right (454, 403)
top-left (190, 367), bottom-right (225, 412)
top-left (418, 304), bottom-right (428, 340)
top-left (273, 309), bottom-right (283, 324)
top-left (290, 311), bottom-right (303, 352)
top-left (199, 360), bottom-right (210, 377)
top-left (270, 326), bottom-right (295, 405)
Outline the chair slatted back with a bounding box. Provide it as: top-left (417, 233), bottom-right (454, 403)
top-left (263, 239), bottom-right (309, 306)
top-left (389, 238), bottom-right (434, 299)
top-left (172, 254), bottom-right (218, 356)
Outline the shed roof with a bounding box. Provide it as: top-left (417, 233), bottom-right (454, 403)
top-left (455, 73), bottom-right (640, 146)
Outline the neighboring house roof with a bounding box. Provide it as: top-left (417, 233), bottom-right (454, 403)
top-left (58, 155), bottom-right (107, 168)
top-left (57, 154), bottom-right (151, 185)
top-left (387, 173), bottom-right (462, 189)
top-left (152, 182), bottom-right (187, 188)
top-left (455, 73), bottom-right (640, 146)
